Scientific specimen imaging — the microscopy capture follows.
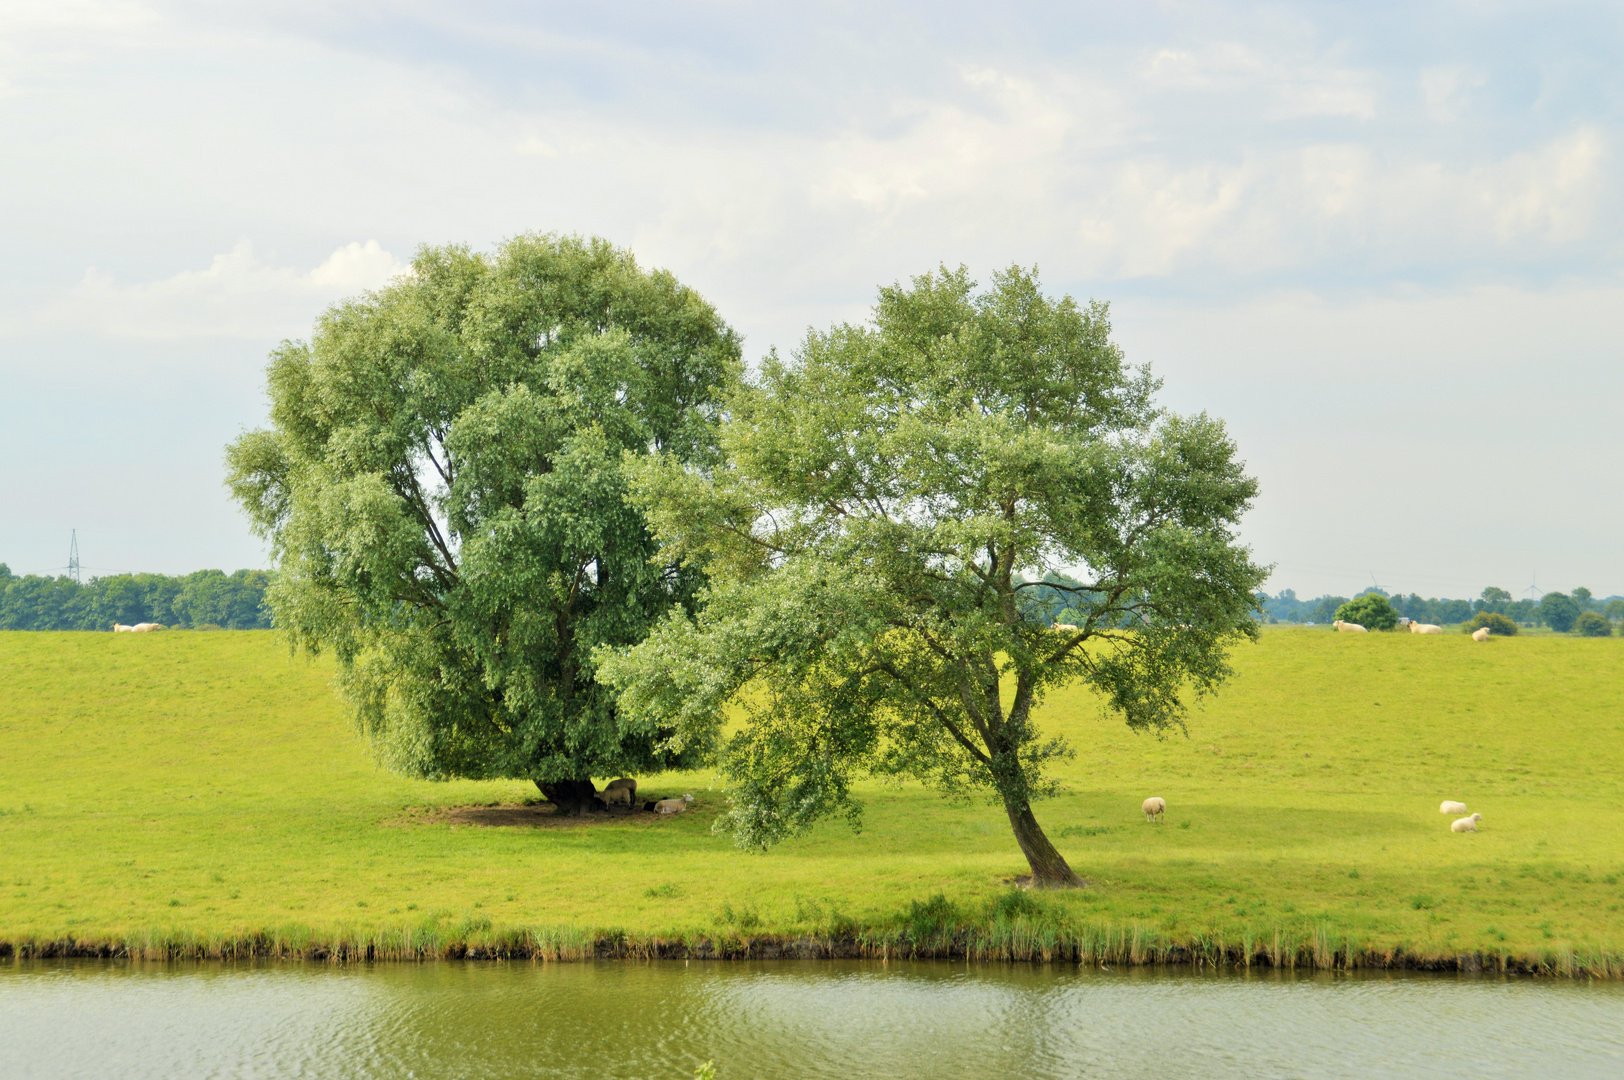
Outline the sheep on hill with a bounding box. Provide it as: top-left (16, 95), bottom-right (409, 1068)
top-left (1472, 627), bottom-right (1492, 642)
top-left (1332, 620), bottom-right (1367, 633)
top-left (1410, 623), bottom-right (1443, 635)
top-left (1451, 813), bottom-right (1483, 833)
top-left (1439, 800), bottom-right (1468, 815)
top-left (1142, 796), bottom-right (1165, 823)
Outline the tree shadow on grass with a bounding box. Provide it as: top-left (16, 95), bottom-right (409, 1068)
top-left (397, 798), bottom-right (713, 830)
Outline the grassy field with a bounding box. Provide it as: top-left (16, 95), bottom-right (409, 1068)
top-left (2, 628), bottom-right (1622, 973)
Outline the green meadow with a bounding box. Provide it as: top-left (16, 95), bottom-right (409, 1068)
top-left (2, 628), bottom-right (1622, 972)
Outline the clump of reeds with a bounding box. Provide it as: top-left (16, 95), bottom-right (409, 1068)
top-left (3, 905), bottom-right (1621, 977)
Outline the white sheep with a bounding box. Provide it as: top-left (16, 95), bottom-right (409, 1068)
top-left (1451, 813), bottom-right (1483, 833)
top-left (603, 777), bottom-right (636, 807)
top-left (1142, 796), bottom-right (1165, 823)
top-left (1053, 622), bottom-right (1079, 632)
top-left (1472, 627), bottom-right (1492, 642)
top-left (1333, 620), bottom-right (1368, 633)
top-left (1439, 800), bottom-right (1468, 815)
top-left (654, 794), bottom-right (695, 815)
top-left (131, 622), bottom-right (163, 632)
top-left (113, 623), bottom-right (134, 633)
top-left (1410, 623), bottom-right (1443, 635)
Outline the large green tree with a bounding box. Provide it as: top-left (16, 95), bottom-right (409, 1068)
top-left (598, 266), bottom-right (1267, 886)
top-left (1333, 592), bottom-right (1398, 630)
top-left (227, 234), bottom-right (741, 813)
top-left (1539, 591), bottom-right (1581, 633)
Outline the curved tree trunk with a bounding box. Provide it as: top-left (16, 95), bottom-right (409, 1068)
top-left (1006, 799), bottom-right (1084, 888)
top-left (538, 779), bottom-right (606, 816)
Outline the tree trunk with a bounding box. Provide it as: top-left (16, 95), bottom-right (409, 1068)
top-left (1005, 799), bottom-right (1085, 888)
top-left (537, 779), bottom-right (606, 816)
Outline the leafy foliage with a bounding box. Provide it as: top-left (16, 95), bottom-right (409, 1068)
top-left (1538, 592), bottom-right (1582, 634)
top-left (1333, 593), bottom-right (1398, 631)
top-left (226, 234), bottom-right (741, 787)
top-left (0, 569), bottom-right (272, 630)
top-left (1573, 611), bottom-right (1612, 637)
top-left (599, 265), bottom-right (1266, 884)
top-left (1468, 612), bottom-right (1518, 636)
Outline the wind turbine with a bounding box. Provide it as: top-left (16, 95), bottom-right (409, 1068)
top-left (1524, 571), bottom-right (1543, 601)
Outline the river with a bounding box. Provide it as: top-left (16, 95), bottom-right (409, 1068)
top-left (3, 959), bottom-right (1621, 1079)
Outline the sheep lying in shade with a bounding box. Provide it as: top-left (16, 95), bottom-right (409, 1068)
top-left (1410, 623), bottom-right (1443, 635)
top-left (1142, 796), bottom-right (1165, 823)
top-left (1439, 800), bottom-right (1468, 815)
top-left (654, 794), bottom-right (695, 815)
top-left (1472, 627), bottom-right (1492, 642)
top-left (1451, 813), bottom-right (1483, 832)
top-left (1333, 620), bottom-right (1367, 633)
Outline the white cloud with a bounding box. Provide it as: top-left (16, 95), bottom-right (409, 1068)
top-left (0, 0), bottom-right (155, 34)
top-left (40, 239), bottom-right (407, 340)
top-left (1420, 66), bottom-right (1486, 123)
top-left (1139, 41), bottom-right (1377, 120)
top-left (514, 135), bottom-right (559, 158)
top-left (1062, 127), bottom-right (1607, 279)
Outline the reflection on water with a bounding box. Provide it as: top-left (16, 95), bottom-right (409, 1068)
top-left (3, 959), bottom-right (1622, 1080)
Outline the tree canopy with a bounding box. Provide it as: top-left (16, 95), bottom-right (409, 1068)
top-left (598, 265), bottom-right (1267, 886)
top-left (1468, 611), bottom-right (1518, 636)
top-left (1333, 593), bottom-right (1398, 631)
top-left (1573, 611), bottom-right (1612, 637)
top-left (0, 569), bottom-right (272, 630)
top-left (226, 234), bottom-right (741, 812)
top-left (1538, 592), bottom-right (1581, 634)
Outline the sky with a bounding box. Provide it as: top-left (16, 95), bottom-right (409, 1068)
top-left (1, 0), bottom-right (1620, 599)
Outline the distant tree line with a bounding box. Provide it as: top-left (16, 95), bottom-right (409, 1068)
top-left (1262, 585), bottom-right (1623, 632)
top-left (0, 564), bottom-right (274, 630)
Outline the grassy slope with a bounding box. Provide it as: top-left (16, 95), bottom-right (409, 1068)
top-left (1, 628), bottom-right (1621, 968)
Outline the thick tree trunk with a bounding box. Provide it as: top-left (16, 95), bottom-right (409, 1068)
top-left (1005, 799), bottom-right (1085, 888)
top-left (537, 779), bottom-right (606, 816)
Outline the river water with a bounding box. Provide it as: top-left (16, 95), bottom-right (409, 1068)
top-left (2, 959), bottom-right (1621, 1079)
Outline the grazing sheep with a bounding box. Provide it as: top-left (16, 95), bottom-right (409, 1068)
top-left (1451, 813), bottom-right (1483, 833)
top-left (113, 623), bottom-right (135, 632)
top-left (1439, 800), bottom-right (1468, 815)
top-left (1410, 623), bottom-right (1443, 635)
top-left (604, 777), bottom-right (637, 804)
top-left (1142, 796), bottom-right (1165, 823)
top-left (1332, 620), bottom-right (1368, 633)
top-left (1053, 622), bottom-right (1079, 632)
top-left (602, 786), bottom-right (631, 808)
top-left (1472, 627), bottom-right (1492, 642)
top-left (131, 622), bottom-right (163, 632)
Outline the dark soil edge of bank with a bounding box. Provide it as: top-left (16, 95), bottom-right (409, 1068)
top-left (2, 926), bottom-right (1618, 979)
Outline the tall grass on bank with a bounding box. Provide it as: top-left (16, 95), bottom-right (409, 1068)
top-left (5, 899), bottom-right (1620, 978)
top-left (2, 628), bottom-right (1623, 974)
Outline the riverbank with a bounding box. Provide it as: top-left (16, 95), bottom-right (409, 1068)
top-left (5, 916), bottom-right (1620, 978)
top-left (3, 629), bottom-right (1622, 975)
